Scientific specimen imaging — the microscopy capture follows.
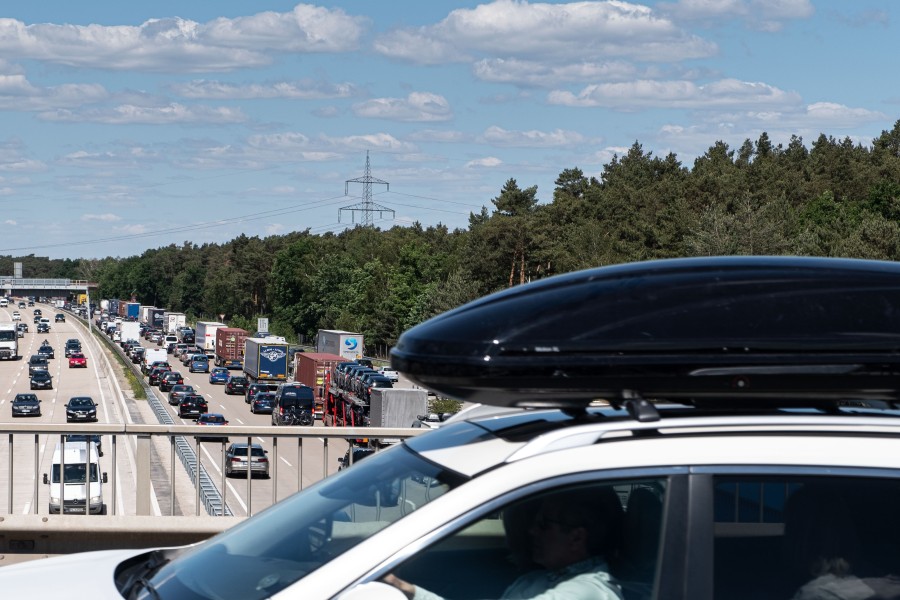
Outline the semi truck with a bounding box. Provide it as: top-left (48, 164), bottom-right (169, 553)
top-left (316, 329), bottom-right (364, 361)
top-left (323, 377), bottom-right (427, 445)
top-left (125, 302), bottom-right (140, 320)
top-left (293, 352), bottom-right (345, 421)
top-left (0, 322), bottom-right (18, 360)
top-left (119, 321), bottom-right (141, 345)
top-left (243, 337), bottom-right (289, 382)
top-left (163, 311), bottom-right (186, 334)
top-left (195, 321), bottom-right (227, 357)
top-left (140, 306), bottom-right (155, 324)
top-left (147, 308), bottom-right (165, 330)
top-left (215, 327), bottom-right (249, 369)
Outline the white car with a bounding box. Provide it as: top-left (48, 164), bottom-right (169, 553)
top-left (5, 256), bottom-right (900, 600)
top-left (378, 366), bottom-right (400, 382)
top-left (11, 311), bottom-right (20, 321)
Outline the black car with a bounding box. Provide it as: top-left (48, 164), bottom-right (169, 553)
top-left (28, 355), bottom-right (49, 376)
top-left (64, 341), bottom-right (82, 357)
top-left (224, 375), bottom-right (248, 395)
top-left (38, 343), bottom-right (55, 359)
top-left (179, 394), bottom-right (208, 419)
top-left (36, 322), bottom-right (50, 333)
top-left (148, 366), bottom-right (171, 386)
top-left (54, 313), bottom-right (65, 322)
top-left (245, 382), bottom-right (279, 404)
top-left (30, 371), bottom-right (53, 390)
top-left (11, 393), bottom-right (41, 417)
top-left (65, 396), bottom-right (98, 422)
top-left (250, 392), bottom-right (275, 414)
top-left (158, 371), bottom-right (184, 392)
top-left (167, 384), bottom-right (195, 406)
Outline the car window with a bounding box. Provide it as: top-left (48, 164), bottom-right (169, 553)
top-left (385, 479), bottom-right (666, 600)
top-left (713, 475), bottom-right (900, 600)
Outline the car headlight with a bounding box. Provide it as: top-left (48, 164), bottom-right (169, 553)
top-left (50, 496), bottom-right (59, 504)
top-left (90, 495), bottom-right (101, 504)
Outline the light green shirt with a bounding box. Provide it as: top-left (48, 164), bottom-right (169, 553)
top-left (413, 557), bottom-right (624, 600)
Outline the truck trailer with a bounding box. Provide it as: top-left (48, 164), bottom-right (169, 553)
top-left (323, 378), bottom-right (427, 444)
top-left (163, 312), bottom-right (186, 334)
top-left (243, 337), bottom-right (289, 382)
top-left (125, 302), bottom-right (140, 320)
top-left (119, 321), bottom-right (141, 345)
top-left (293, 352), bottom-right (345, 421)
top-left (316, 329), bottom-right (364, 362)
top-left (195, 321), bottom-right (227, 357)
top-left (215, 327), bottom-right (249, 369)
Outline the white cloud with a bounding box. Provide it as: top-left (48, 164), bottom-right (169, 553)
top-left (39, 103), bottom-right (247, 124)
top-left (480, 125), bottom-right (585, 148)
top-left (265, 223), bottom-right (286, 235)
top-left (81, 213), bottom-right (122, 222)
top-left (3, 219), bottom-right (16, 225)
top-left (374, 0), bottom-right (716, 65)
top-left (473, 58), bottom-right (638, 87)
top-left (805, 102), bottom-right (887, 127)
top-left (407, 129), bottom-right (468, 143)
top-left (465, 157), bottom-right (503, 168)
top-left (0, 74), bottom-right (108, 111)
top-left (659, 0), bottom-right (813, 31)
top-left (170, 79), bottom-right (358, 100)
top-left (353, 92), bottom-right (452, 122)
top-left (245, 131), bottom-right (417, 157)
top-left (548, 78), bottom-right (801, 109)
top-left (0, 5), bottom-right (368, 73)
top-left (0, 157), bottom-right (46, 172)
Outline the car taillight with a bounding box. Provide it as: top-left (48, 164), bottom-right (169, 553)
top-left (258, 457), bottom-right (268, 463)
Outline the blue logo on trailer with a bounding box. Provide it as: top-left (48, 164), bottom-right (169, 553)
top-left (344, 337), bottom-right (358, 351)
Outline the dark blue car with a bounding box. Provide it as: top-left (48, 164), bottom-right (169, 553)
top-left (250, 392), bottom-right (275, 415)
top-left (209, 367), bottom-right (229, 384)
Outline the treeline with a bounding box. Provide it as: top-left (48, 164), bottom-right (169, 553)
top-left (13, 120), bottom-right (900, 353)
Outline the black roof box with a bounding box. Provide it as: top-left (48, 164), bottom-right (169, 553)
top-left (390, 257), bottom-right (900, 408)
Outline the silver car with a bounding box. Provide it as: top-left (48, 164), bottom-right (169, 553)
top-left (223, 443), bottom-right (269, 478)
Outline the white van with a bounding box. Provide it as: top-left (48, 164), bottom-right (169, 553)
top-left (43, 441), bottom-right (107, 514)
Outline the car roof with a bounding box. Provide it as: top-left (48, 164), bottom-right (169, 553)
top-left (392, 256), bottom-right (900, 411)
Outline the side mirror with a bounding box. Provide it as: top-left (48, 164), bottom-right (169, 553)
top-left (42, 474), bottom-right (48, 484)
top-left (102, 473), bottom-right (108, 484)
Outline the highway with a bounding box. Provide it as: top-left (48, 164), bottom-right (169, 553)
top-left (0, 302), bottom-right (354, 518)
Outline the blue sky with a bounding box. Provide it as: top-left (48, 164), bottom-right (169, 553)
top-left (0, 0), bottom-right (895, 259)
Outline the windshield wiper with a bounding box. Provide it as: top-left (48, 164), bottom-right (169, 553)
top-left (122, 551), bottom-right (170, 599)
top-left (129, 577), bottom-right (162, 600)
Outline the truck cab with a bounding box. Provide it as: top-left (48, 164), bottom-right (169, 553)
top-left (43, 441), bottom-right (107, 514)
top-left (0, 323), bottom-right (18, 360)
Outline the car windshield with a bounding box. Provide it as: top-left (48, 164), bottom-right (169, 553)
top-left (51, 463), bottom-right (99, 484)
top-left (0, 331), bottom-right (15, 341)
top-left (69, 398), bottom-right (92, 407)
top-left (144, 444), bottom-right (461, 598)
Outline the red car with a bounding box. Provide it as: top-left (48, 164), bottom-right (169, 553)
top-left (68, 352), bottom-right (87, 368)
